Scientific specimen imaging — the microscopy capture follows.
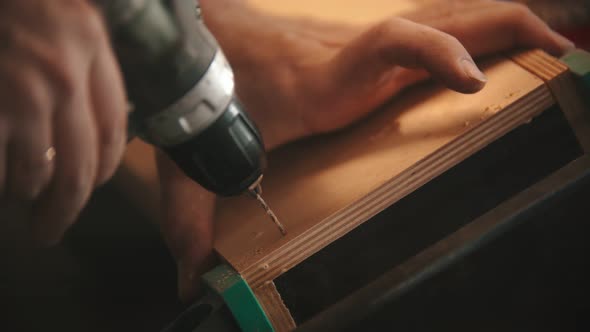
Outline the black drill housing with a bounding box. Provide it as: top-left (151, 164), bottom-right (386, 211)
top-left (98, 0), bottom-right (267, 196)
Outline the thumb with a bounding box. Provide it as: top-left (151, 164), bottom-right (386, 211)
top-left (155, 150), bottom-right (217, 302)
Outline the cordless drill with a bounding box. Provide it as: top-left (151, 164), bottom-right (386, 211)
top-left (96, 0), bottom-right (285, 233)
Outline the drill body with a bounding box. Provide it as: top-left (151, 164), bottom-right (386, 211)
top-left (97, 0), bottom-right (266, 196)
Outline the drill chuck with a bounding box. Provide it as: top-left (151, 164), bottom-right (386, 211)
top-left (164, 97), bottom-right (266, 196)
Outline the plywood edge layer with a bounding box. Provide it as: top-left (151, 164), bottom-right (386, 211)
top-left (243, 85), bottom-right (555, 288)
top-left (510, 49), bottom-right (568, 81)
top-left (253, 282), bottom-right (296, 332)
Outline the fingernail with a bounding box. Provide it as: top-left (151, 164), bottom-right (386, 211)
top-left (461, 58), bottom-right (487, 84)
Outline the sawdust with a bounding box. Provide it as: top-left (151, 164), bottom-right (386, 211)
top-left (505, 89), bottom-right (520, 99)
top-left (480, 104), bottom-right (502, 121)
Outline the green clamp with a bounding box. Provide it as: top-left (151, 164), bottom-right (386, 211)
top-left (203, 264), bottom-right (274, 332)
top-left (561, 49), bottom-right (590, 91)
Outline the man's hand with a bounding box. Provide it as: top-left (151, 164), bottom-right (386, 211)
top-left (202, 0), bottom-right (574, 147)
top-left (0, 0), bottom-right (127, 245)
top-left (162, 0), bottom-right (575, 300)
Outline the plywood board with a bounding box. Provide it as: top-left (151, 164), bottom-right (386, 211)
top-left (214, 55), bottom-right (558, 289)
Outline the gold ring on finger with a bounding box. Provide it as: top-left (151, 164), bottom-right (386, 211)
top-left (44, 146), bottom-right (56, 163)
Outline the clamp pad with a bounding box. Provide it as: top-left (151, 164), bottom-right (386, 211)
top-left (561, 49), bottom-right (590, 90)
top-left (203, 264), bottom-right (274, 332)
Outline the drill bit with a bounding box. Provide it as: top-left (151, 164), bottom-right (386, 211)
top-left (249, 184), bottom-right (287, 236)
